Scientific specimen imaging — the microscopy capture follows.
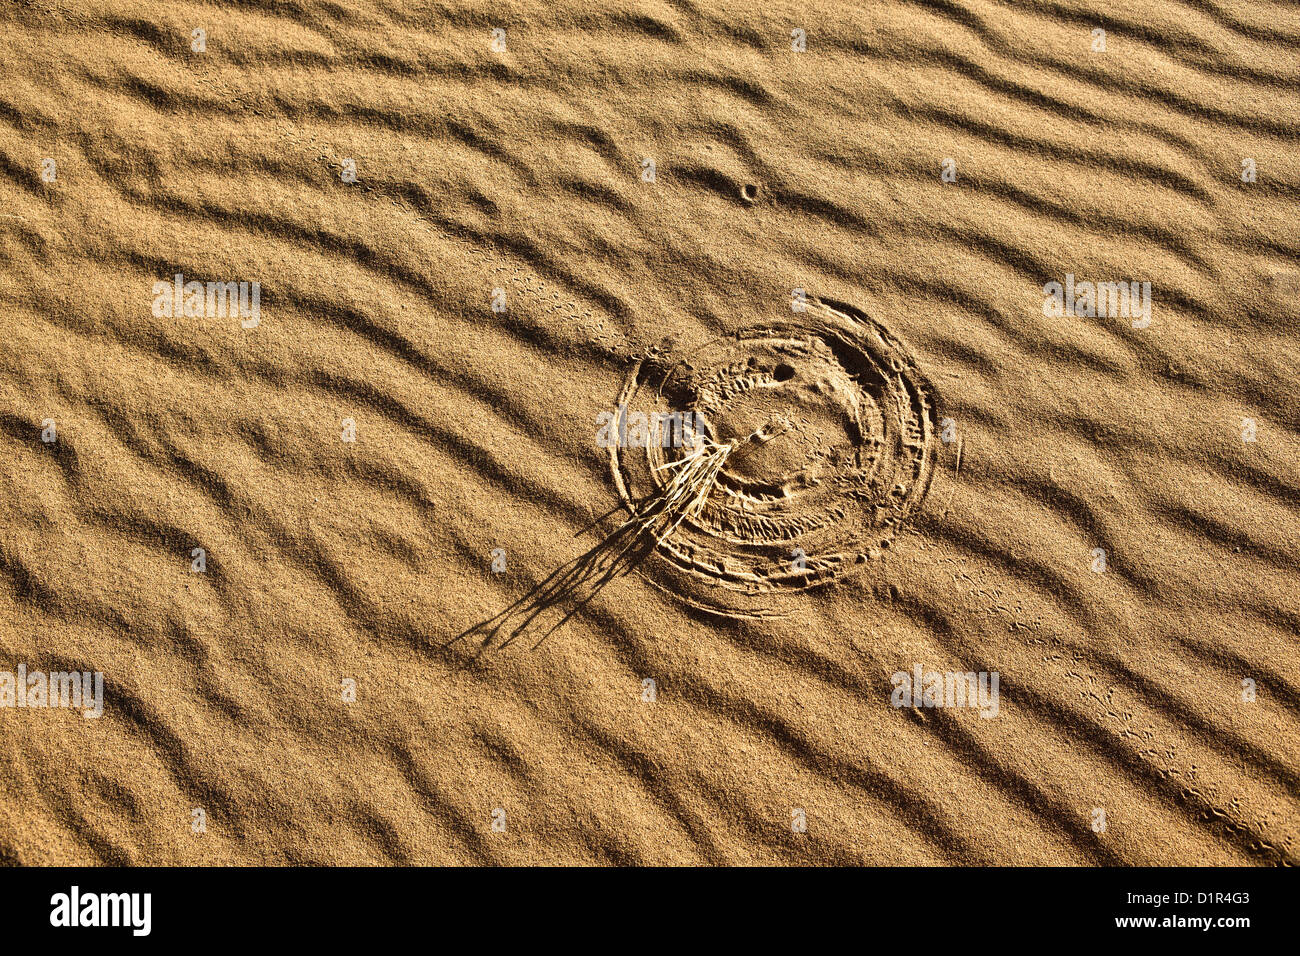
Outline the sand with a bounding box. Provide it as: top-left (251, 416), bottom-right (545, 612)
top-left (0, 0), bottom-right (1297, 865)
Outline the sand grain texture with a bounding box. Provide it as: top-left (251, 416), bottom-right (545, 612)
top-left (0, 0), bottom-right (1297, 865)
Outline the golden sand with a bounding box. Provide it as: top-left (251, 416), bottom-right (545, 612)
top-left (0, 0), bottom-right (1297, 864)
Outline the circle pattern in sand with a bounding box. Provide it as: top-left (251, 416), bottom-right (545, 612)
top-left (610, 298), bottom-right (936, 617)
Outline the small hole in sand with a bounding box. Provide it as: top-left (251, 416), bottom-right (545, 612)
top-left (773, 363), bottom-right (795, 382)
top-left (740, 183), bottom-right (759, 203)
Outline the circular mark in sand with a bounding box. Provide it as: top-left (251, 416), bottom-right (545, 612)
top-left (610, 297), bottom-right (936, 618)
top-left (740, 183), bottom-right (760, 204)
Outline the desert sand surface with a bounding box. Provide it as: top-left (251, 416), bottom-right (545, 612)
top-left (0, 0), bottom-right (1297, 866)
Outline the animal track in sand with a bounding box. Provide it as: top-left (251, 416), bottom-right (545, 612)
top-left (610, 296), bottom-right (937, 618)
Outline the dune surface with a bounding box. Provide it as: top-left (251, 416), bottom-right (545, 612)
top-left (0, 0), bottom-right (1297, 865)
